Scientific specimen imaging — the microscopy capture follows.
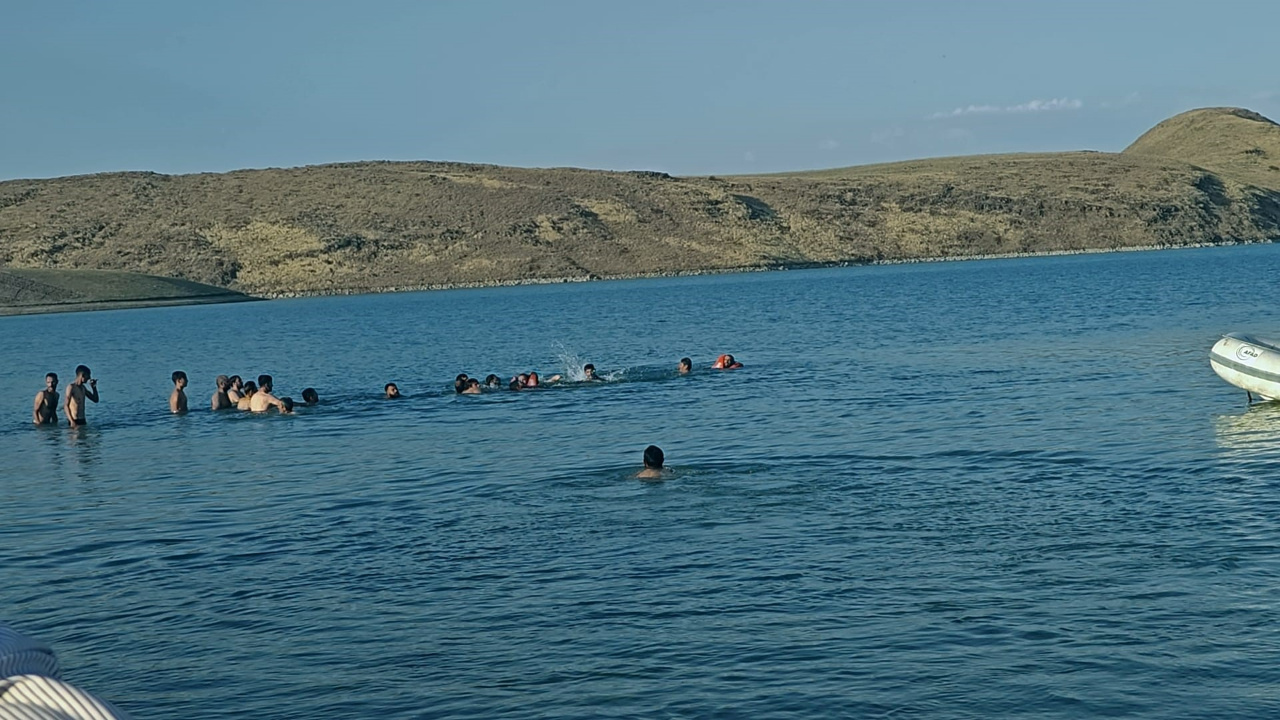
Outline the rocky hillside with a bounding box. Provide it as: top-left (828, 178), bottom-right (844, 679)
top-left (1, 107), bottom-right (1278, 298)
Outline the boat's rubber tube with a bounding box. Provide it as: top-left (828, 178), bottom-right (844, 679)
top-left (1209, 333), bottom-right (1280, 400)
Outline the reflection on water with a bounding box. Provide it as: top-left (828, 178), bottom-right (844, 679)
top-left (6, 245), bottom-right (1280, 718)
top-left (1214, 401), bottom-right (1280, 454)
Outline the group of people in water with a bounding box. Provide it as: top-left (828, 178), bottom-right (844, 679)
top-left (31, 355), bottom-right (740, 480)
top-left (31, 354), bottom-right (745, 427)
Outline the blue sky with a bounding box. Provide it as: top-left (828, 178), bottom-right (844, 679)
top-left (3, 1), bottom-right (1278, 180)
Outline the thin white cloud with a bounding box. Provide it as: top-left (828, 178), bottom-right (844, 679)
top-left (870, 127), bottom-right (905, 144)
top-left (929, 97), bottom-right (1083, 119)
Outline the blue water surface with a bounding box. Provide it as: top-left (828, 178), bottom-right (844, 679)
top-left (4, 245), bottom-right (1280, 718)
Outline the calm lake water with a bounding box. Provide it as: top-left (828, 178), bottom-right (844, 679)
top-left (4, 245), bottom-right (1280, 718)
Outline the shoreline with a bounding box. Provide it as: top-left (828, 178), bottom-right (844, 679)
top-left (0, 292), bottom-right (259, 317)
top-left (2, 240), bottom-right (1271, 316)
top-left (255, 239), bottom-right (1272, 299)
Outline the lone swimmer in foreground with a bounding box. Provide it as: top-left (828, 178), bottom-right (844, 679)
top-left (637, 445), bottom-right (666, 480)
top-left (678, 358), bottom-right (692, 374)
top-left (65, 365), bottom-right (99, 427)
top-left (33, 373), bottom-right (59, 425)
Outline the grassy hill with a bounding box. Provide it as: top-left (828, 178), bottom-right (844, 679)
top-left (1, 107), bottom-right (1278, 303)
top-left (0, 268), bottom-right (252, 316)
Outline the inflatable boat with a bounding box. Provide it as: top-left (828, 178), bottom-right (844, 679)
top-left (1209, 333), bottom-right (1280, 401)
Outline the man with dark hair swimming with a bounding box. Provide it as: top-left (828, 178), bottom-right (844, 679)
top-left (455, 374), bottom-right (470, 394)
top-left (385, 382), bottom-right (401, 399)
top-left (678, 358), bottom-right (692, 374)
top-left (33, 373), bottom-right (59, 425)
top-left (236, 381), bottom-right (257, 410)
top-left (301, 388), bottom-right (319, 406)
top-left (583, 364), bottom-right (600, 381)
top-left (637, 445), bottom-right (665, 480)
top-left (170, 371), bottom-right (189, 414)
top-left (461, 378), bottom-right (482, 395)
top-left (711, 354), bottom-right (743, 370)
top-left (227, 375), bottom-right (244, 404)
top-left (65, 365), bottom-right (99, 427)
top-left (250, 374), bottom-right (286, 413)
top-left (484, 374), bottom-right (501, 389)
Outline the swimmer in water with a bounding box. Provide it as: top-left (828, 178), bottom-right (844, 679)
top-left (64, 365), bottom-right (99, 427)
top-left (227, 375), bottom-right (244, 404)
top-left (170, 371), bottom-right (189, 414)
top-left (250, 374), bottom-right (287, 413)
top-left (637, 445), bottom-right (665, 480)
top-left (301, 388), bottom-right (319, 406)
top-left (508, 379), bottom-right (522, 391)
top-left (385, 382), bottom-right (401, 399)
top-left (455, 374), bottom-right (470, 394)
top-left (212, 375), bottom-right (233, 410)
top-left (678, 357), bottom-right (692, 374)
top-left (236, 381), bottom-right (257, 410)
top-left (280, 397), bottom-right (295, 414)
top-left (711, 354), bottom-right (743, 370)
top-left (583, 364), bottom-right (601, 381)
top-left (524, 371), bottom-right (561, 388)
top-left (484, 374), bottom-right (502, 389)
top-left (461, 378), bottom-right (482, 395)
top-left (33, 373), bottom-right (59, 425)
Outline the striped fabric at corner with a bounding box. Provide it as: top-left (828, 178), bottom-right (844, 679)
top-left (0, 626), bottom-right (128, 720)
top-left (0, 675), bottom-right (129, 720)
top-left (0, 628), bottom-right (59, 680)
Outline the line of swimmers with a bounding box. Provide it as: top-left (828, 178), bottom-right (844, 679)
top-left (30, 355), bottom-right (744, 426)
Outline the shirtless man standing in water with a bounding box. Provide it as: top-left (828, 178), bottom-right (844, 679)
top-left (249, 374), bottom-right (287, 413)
top-left (169, 371), bottom-right (189, 414)
top-left (64, 365), bottom-right (99, 426)
top-left (212, 375), bottom-right (233, 410)
top-left (33, 373), bottom-right (59, 425)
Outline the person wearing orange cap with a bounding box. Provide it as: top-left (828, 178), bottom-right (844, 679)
top-left (711, 354), bottom-right (743, 370)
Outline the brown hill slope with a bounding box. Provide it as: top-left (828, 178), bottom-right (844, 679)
top-left (1124, 107), bottom-right (1280, 190)
top-left (2, 107), bottom-right (1279, 299)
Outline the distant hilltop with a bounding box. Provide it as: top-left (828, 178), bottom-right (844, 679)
top-left (2, 107), bottom-right (1279, 303)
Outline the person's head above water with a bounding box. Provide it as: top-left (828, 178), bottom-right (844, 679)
top-left (216, 374), bottom-right (229, 390)
top-left (678, 358), bottom-right (692, 374)
top-left (45, 373), bottom-right (58, 390)
top-left (280, 397), bottom-right (295, 414)
top-left (484, 374), bottom-right (501, 388)
top-left (712, 354), bottom-right (743, 370)
top-left (508, 379), bottom-right (522, 391)
top-left (462, 378), bottom-right (482, 394)
top-left (172, 370), bottom-right (187, 388)
top-left (583, 364), bottom-right (596, 380)
top-left (301, 387), bottom-right (319, 405)
top-left (638, 445), bottom-right (666, 479)
top-left (644, 445), bottom-right (664, 469)
top-left (257, 374), bottom-right (273, 391)
top-left (229, 375), bottom-right (242, 389)
top-left (385, 382), bottom-right (400, 399)
top-left (75, 365), bottom-right (91, 382)
top-left (526, 371), bottom-right (540, 387)
top-left (242, 381), bottom-right (257, 396)
top-left (455, 374), bottom-right (469, 394)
